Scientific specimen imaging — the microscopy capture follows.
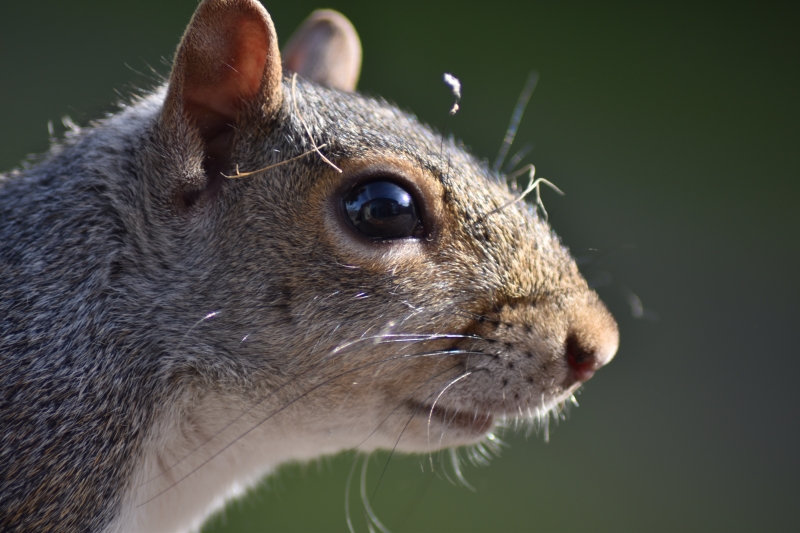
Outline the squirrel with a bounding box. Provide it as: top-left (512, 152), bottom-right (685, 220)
top-left (0, 1), bottom-right (619, 532)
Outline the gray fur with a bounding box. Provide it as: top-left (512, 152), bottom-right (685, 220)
top-left (0, 3), bottom-right (618, 532)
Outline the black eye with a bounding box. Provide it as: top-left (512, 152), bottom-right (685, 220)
top-left (343, 181), bottom-right (424, 239)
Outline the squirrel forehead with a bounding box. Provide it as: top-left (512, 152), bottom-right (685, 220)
top-left (278, 77), bottom-right (528, 227)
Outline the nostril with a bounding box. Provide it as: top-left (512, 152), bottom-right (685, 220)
top-left (565, 334), bottom-right (598, 385)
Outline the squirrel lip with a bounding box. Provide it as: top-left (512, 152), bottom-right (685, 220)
top-left (408, 401), bottom-right (495, 435)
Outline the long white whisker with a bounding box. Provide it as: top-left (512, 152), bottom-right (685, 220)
top-left (427, 372), bottom-right (474, 452)
top-left (361, 456), bottom-right (391, 533)
top-left (345, 455), bottom-right (359, 533)
top-left (449, 448), bottom-right (475, 491)
top-left (332, 333), bottom-right (482, 355)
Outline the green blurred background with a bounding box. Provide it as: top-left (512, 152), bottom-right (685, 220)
top-left (2, 1), bottom-right (798, 531)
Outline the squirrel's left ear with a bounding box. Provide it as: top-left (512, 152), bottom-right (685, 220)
top-left (282, 10), bottom-right (362, 92)
top-left (158, 0), bottom-right (282, 201)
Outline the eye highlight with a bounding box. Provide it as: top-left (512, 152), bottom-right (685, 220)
top-left (343, 181), bottom-right (424, 239)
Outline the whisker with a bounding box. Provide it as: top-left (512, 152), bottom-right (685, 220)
top-left (449, 447), bottom-right (475, 491)
top-left (332, 333), bottom-right (483, 355)
top-left (543, 410), bottom-right (550, 443)
top-left (352, 353), bottom-right (488, 449)
top-left (361, 456), bottom-right (391, 533)
top-left (492, 71), bottom-right (539, 174)
top-left (139, 343), bottom-right (333, 486)
top-left (345, 456), bottom-right (359, 533)
top-left (504, 143), bottom-right (533, 174)
top-left (140, 336), bottom-right (479, 487)
top-left (427, 372), bottom-right (475, 449)
top-left (370, 365), bottom-right (476, 502)
top-left (137, 348), bottom-right (477, 504)
top-left (179, 311), bottom-right (220, 348)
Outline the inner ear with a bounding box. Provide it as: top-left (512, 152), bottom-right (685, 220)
top-left (181, 14), bottom-right (270, 149)
top-left (161, 0), bottom-right (283, 199)
top-left (282, 10), bottom-right (362, 92)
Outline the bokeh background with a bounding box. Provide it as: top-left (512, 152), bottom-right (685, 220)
top-left (2, 1), bottom-right (798, 531)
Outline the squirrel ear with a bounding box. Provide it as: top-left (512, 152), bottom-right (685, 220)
top-left (161, 0), bottom-right (283, 158)
top-left (282, 10), bottom-right (362, 92)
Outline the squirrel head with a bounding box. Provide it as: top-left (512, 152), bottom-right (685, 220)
top-left (138, 0), bottom-right (618, 453)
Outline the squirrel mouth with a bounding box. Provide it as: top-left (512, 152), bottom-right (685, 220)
top-left (409, 401), bottom-right (495, 435)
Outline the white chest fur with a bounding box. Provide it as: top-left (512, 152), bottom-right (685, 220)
top-left (107, 393), bottom-right (380, 533)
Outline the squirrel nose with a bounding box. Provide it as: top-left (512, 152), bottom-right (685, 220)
top-left (563, 305), bottom-right (619, 387)
top-left (565, 335), bottom-right (600, 384)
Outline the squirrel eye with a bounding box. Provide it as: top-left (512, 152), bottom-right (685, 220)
top-left (343, 181), bottom-right (424, 239)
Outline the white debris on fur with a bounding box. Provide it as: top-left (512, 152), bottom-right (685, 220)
top-left (443, 73), bottom-right (461, 115)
